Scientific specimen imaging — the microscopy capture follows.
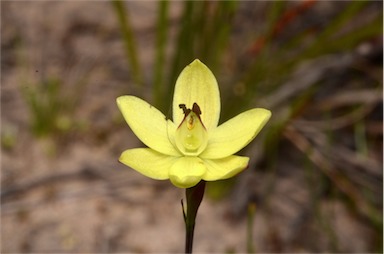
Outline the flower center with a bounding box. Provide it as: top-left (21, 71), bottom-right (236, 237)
top-left (175, 103), bottom-right (208, 156)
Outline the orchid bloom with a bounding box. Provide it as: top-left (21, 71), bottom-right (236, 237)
top-left (117, 59), bottom-right (271, 188)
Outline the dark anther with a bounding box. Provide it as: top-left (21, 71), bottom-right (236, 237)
top-left (179, 104), bottom-right (190, 115)
top-left (192, 103), bottom-right (201, 116)
top-left (179, 103), bottom-right (202, 116)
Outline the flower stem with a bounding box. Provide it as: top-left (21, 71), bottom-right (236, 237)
top-left (182, 180), bottom-right (206, 253)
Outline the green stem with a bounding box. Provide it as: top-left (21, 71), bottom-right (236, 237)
top-left (182, 180), bottom-right (206, 253)
top-left (111, 0), bottom-right (143, 86)
top-left (153, 0), bottom-right (169, 111)
top-left (247, 202), bottom-right (256, 253)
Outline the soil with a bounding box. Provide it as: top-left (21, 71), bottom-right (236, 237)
top-left (1, 1), bottom-right (381, 253)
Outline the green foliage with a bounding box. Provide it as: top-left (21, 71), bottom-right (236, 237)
top-left (21, 78), bottom-right (68, 137)
top-left (1, 126), bottom-right (17, 150)
top-left (21, 75), bottom-right (87, 140)
top-left (6, 1), bottom-right (381, 251)
top-left (112, 0), bottom-right (143, 86)
top-left (24, 1), bottom-right (376, 251)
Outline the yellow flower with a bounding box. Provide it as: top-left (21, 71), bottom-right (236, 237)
top-left (117, 59), bottom-right (271, 188)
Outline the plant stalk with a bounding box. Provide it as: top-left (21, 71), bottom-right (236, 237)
top-left (183, 180), bottom-right (206, 253)
top-left (111, 0), bottom-right (143, 86)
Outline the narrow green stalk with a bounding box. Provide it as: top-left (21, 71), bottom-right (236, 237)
top-left (247, 202), bottom-right (256, 253)
top-left (354, 120), bottom-right (368, 157)
top-left (206, 1), bottom-right (237, 71)
top-left (317, 1), bottom-right (367, 42)
top-left (168, 0), bottom-right (195, 102)
top-left (112, 0), bottom-right (143, 86)
top-left (182, 180), bottom-right (206, 253)
top-left (153, 0), bottom-right (169, 111)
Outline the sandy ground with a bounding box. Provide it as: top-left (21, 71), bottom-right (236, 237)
top-left (1, 1), bottom-right (381, 253)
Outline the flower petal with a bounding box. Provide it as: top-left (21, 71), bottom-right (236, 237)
top-left (173, 59), bottom-right (220, 131)
top-left (117, 96), bottom-right (179, 156)
top-left (169, 156), bottom-right (206, 188)
top-left (203, 155), bottom-right (249, 181)
top-left (200, 108), bottom-right (271, 159)
top-left (119, 148), bottom-right (178, 180)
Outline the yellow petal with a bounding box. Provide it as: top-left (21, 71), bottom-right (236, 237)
top-left (200, 108), bottom-right (271, 159)
top-left (173, 59), bottom-right (220, 131)
top-left (169, 156), bottom-right (206, 188)
top-left (119, 148), bottom-right (178, 180)
top-left (117, 96), bottom-right (180, 156)
top-left (202, 155), bottom-right (249, 181)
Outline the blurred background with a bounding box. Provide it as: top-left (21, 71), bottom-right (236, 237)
top-left (1, 1), bottom-right (382, 253)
